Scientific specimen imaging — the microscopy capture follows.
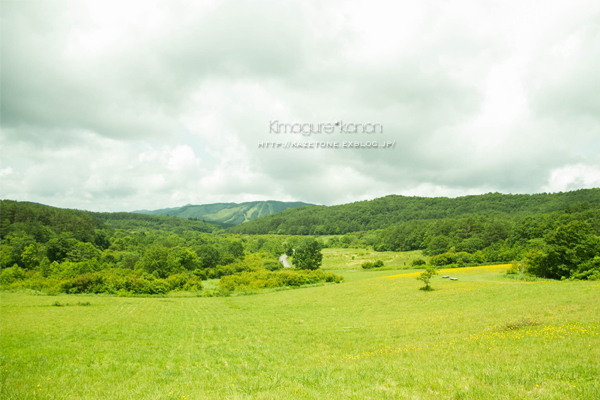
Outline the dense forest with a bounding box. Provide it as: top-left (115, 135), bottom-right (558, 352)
top-left (372, 206), bottom-right (600, 279)
top-left (0, 200), bottom-right (339, 295)
top-left (229, 189), bottom-right (600, 235)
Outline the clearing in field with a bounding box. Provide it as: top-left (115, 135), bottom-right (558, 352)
top-left (1, 264), bottom-right (599, 399)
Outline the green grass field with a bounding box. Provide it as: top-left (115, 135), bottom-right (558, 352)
top-left (2, 264), bottom-right (599, 399)
top-left (322, 248), bottom-right (428, 270)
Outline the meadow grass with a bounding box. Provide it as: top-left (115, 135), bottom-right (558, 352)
top-left (1, 264), bottom-right (599, 399)
top-left (322, 248), bottom-right (427, 270)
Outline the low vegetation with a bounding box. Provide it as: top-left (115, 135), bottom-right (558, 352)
top-left (218, 269), bottom-right (343, 293)
top-left (361, 260), bottom-right (384, 269)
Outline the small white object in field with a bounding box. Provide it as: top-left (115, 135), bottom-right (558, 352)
top-left (442, 275), bottom-right (449, 278)
top-left (450, 277), bottom-right (458, 281)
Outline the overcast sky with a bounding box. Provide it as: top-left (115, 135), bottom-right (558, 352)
top-left (2, 0), bottom-right (600, 212)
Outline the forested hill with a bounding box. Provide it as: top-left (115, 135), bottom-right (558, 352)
top-left (0, 200), bottom-right (220, 242)
top-left (132, 200), bottom-right (313, 226)
top-left (228, 189), bottom-right (600, 235)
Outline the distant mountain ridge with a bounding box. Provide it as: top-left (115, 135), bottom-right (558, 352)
top-left (133, 200), bottom-right (314, 226)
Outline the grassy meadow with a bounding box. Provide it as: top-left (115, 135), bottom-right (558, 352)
top-left (321, 248), bottom-right (428, 270)
top-left (2, 264), bottom-right (599, 399)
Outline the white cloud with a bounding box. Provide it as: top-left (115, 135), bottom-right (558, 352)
top-left (1, 0), bottom-right (599, 211)
top-left (544, 164), bottom-right (600, 192)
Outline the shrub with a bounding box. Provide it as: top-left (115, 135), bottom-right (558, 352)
top-left (506, 260), bottom-right (523, 275)
top-left (570, 256), bottom-right (600, 281)
top-left (1, 265), bottom-right (27, 285)
top-left (219, 269), bottom-right (343, 293)
top-left (362, 260), bottom-right (384, 269)
top-left (430, 252), bottom-right (474, 267)
top-left (192, 269), bottom-right (207, 280)
top-left (361, 262), bottom-right (374, 269)
top-left (183, 277), bottom-right (203, 292)
top-left (165, 273), bottom-right (191, 291)
top-left (411, 259), bottom-right (426, 267)
top-left (430, 253), bottom-right (456, 266)
top-left (60, 273), bottom-right (106, 294)
top-left (263, 260), bottom-right (283, 271)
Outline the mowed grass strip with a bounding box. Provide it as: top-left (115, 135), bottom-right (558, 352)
top-left (1, 265), bottom-right (599, 399)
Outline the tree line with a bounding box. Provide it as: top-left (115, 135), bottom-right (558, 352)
top-left (0, 200), bottom-right (335, 295)
top-left (229, 189), bottom-right (600, 235)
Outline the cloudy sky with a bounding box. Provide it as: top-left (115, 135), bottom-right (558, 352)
top-left (2, 0), bottom-right (600, 212)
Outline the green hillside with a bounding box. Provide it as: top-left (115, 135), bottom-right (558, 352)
top-left (229, 189), bottom-right (600, 235)
top-left (0, 200), bottom-right (220, 243)
top-left (133, 201), bottom-right (313, 226)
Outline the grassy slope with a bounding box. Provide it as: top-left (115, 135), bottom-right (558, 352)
top-left (2, 266), bottom-right (599, 399)
top-left (322, 248), bottom-right (428, 271)
top-left (133, 201), bottom-right (313, 225)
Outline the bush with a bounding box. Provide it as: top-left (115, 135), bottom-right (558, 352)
top-left (430, 252), bottom-right (475, 267)
top-left (506, 260), bottom-right (523, 275)
top-left (60, 273), bottom-right (106, 294)
top-left (430, 253), bottom-right (456, 266)
top-left (183, 277), bottom-right (203, 292)
top-left (569, 256), bottom-right (600, 281)
top-left (219, 269), bottom-right (343, 293)
top-left (361, 260), bottom-right (384, 269)
top-left (43, 269), bottom-right (204, 295)
top-left (263, 260), bottom-right (283, 271)
top-left (192, 268), bottom-right (207, 280)
top-left (1, 264), bottom-right (27, 285)
top-left (411, 259), bottom-right (426, 267)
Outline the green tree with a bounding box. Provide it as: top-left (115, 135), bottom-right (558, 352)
top-left (93, 230), bottom-right (111, 250)
top-left (424, 235), bottom-right (451, 256)
top-left (21, 244), bottom-right (39, 269)
top-left (45, 236), bottom-right (75, 263)
top-left (66, 242), bottom-right (101, 263)
top-left (291, 238), bottom-right (323, 270)
top-left (167, 247), bottom-right (201, 273)
top-left (227, 240), bottom-right (245, 259)
top-left (417, 266), bottom-right (438, 290)
top-left (39, 257), bottom-right (52, 278)
top-left (284, 237), bottom-right (303, 257)
top-left (195, 244), bottom-right (220, 269)
top-left (140, 244), bottom-right (170, 277)
top-left (525, 221), bottom-right (600, 279)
